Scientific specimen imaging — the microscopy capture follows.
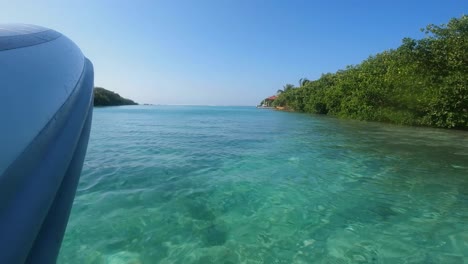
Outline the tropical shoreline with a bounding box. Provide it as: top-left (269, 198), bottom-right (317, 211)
top-left (260, 16), bottom-right (467, 130)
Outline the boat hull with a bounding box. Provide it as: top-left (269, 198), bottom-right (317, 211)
top-left (0, 24), bottom-right (94, 263)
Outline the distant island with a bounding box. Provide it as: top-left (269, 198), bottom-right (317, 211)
top-left (93, 87), bottom-right (138, 106)
top-left (261, 15), bottom-right (467, 130)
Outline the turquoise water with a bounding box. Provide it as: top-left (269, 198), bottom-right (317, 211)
top-left (58, 106), bottom-right (468, 263)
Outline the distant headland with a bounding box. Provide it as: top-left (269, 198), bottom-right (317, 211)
top-left (93, 87), bottom-right (138, 106)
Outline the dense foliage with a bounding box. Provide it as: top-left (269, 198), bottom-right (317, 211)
top-left (94, 87), bottom-right (137, 106)
top-left (272, 16), bottom-right (467, 129)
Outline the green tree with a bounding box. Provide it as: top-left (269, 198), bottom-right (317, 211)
top-left (299, 78), bottom-right (310, 87)
top-left (284, 84), bottom-right (295, 92)
top-left (268, 15), bottom-right (467, 129)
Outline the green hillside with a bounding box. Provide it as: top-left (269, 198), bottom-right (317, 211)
top-left (94, 87), bottom-right (138, 106)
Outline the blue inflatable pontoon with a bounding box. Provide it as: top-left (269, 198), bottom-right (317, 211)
top-left (0, 24), bottom-right (93, 263)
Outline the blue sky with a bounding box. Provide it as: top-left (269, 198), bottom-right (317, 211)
top-left (1, 1), bottom-right (466, 105)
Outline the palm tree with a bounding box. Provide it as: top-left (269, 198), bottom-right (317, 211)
top-left (299, 78), bottom-right (310, 87)
top-left (277, 84), bottom-right (295, 94)
top-left (283, 84), bottom-right (295, 92)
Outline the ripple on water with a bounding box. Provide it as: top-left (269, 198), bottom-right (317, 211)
top-left (58, 106), bottom-right (468, 263)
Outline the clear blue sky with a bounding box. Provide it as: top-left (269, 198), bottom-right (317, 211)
top-left (1, 1), bottom-right (466, 105)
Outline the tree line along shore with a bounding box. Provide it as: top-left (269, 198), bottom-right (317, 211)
top-left (262, 16), bottom-right (467, 130)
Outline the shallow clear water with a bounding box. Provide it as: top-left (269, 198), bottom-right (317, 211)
top-left (58, 106), bottom-right (468, 264)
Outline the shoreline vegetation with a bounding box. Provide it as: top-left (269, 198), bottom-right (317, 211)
top-left (260, 16), bottom-right (467, 130)
top-left (93, 87), bottom-right (138, 107)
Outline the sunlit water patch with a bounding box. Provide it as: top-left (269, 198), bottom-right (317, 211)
top-left (58, 106), bottom-right (468, 263)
